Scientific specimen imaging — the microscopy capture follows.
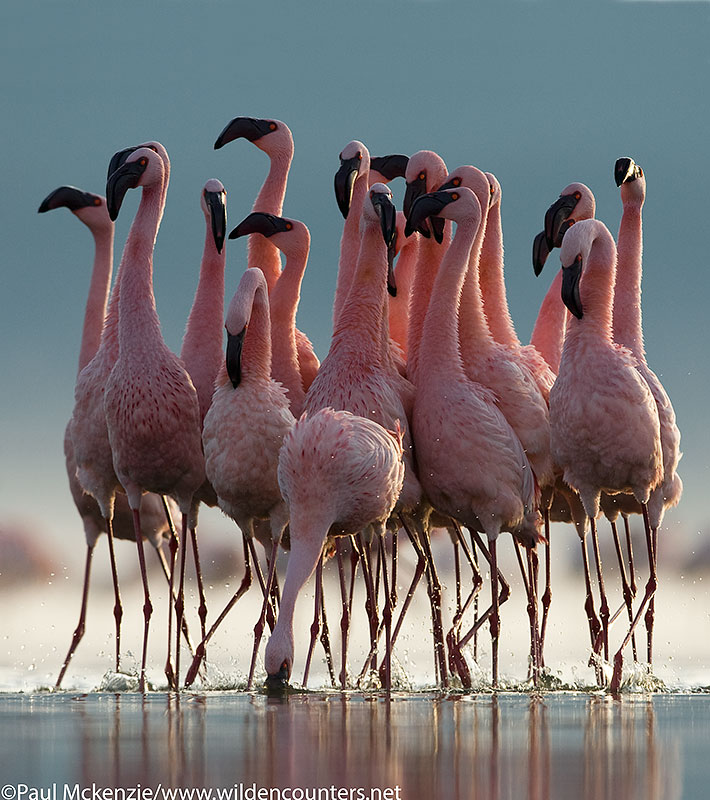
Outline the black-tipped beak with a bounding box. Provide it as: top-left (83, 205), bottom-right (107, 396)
top-left (107, 146), bottom-right (140, 183)
top-left (561, 256), bottom-right (583, 319)
top-left (214, 117), bottom-right (276, 149)
top-left (106, 158), bottom-right (148, 221)
top-left (370, 154), bottom-right (409, 182)
top-left (265, 663), bottom-right (290, 692)
top-left (205, 190), bottom-right (227, 254)
top-left (403, 175), bottom-right (431, 238)
top-left (226, 327), bottom-right (246, 388)
top-left (405, 190), bottom-right (456, 240)
top-left (371, 191), bottom-right (398, 297)
top-left (614, 157), bottom-right (637, 186)
top-left (532, 231), bottom-right (550, 276)
top-left (38, 186), bottom-right (101, 214)
top-left (334, 156), bottom-right (361, 219)
top-left (229, 211), bottom-right (291, 240)
top-left (544, 194), bottom-right (579, 250)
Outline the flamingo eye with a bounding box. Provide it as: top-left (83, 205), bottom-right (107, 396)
top-left (269, 122), bottom-right (277, 131)
top-left (139, 158), bottom-right (147, 166)
top-left (451, 192), bottom-right (459, 201)
top-left (286, 222), bottom-right (293, 230)
top-left (453, 177), bottom-right (461, 187)
top-left (94, 198), bottom-right (101, 206)
top-left (574, 192), bottom-right (581, 200)
top-left (638, 167), bottom-right (644, 177)
top-left (418, 172), bottom-right (425, 181)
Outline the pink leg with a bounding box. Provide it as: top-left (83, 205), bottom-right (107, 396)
top-left (354, 533), bottom-right (380, 682)
top-left (133, 508), bottom-right (154, 694)
top-left (378, 534), bottom-right (392, 693)
top-left (590, 518), bottom-right (610, 660)
top-left (184, 533), bottom-right (252, 688)
top-left (489, 537), bottom-right (500, 687)
top-left (513, 541), bottom-right (539, 684)
top-left (55, 542), bottom-right (95, 689)
top-left (247, 538), bottom-right (277, 633)
top-left (645, 526), bottom-right (658, 664)
top-left (247, 538), bottom-right (281, 689)
top-left (318, 563), bottom-right (337, 688)
top-left (164, 526), bottom-right (178, 690)
top-left (153, 544), bottom-right (197, 658)
top-left (105, 516), bottom-right (123, 672)
top-left (579, 530), bottom-right (602, 660)
top-left (190, 528), bottom-right (208, 645)
top-left (610, 520), bottom-right (637, 661)
top-left (302, 552), bottom-right (324, 688)
top-left (419, 528), bottom-right (448, 688)
top-left (336, 539), bottom-right (350, 689)
top-left (173, 513), bottom-right (189, 691)
top-left (539, 508), bottom-right (552, 667)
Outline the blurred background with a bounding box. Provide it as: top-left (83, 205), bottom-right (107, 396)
top-left (1, 1), bottom-right (708, 688)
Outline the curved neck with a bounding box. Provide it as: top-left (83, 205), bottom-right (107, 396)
top-left (117, 184), bottom-right (165, 358)
top-left (613, 201), bottom-right (645, 361)
top-left (77, 226), bottom-right (114, 373)
top-left (241, 284), bottom-right (272, 384)
top-left (333, 171), bottom-right (369, 327)
top-left (529, 269), bottom-right (567, 374)
top-left (248, 150), bottom-right (291, 291)
top-left (180, 227), bottom-right (227, 421)
top-left (387, 237), bottom-right (419, 357)
top-left (458, 215), bottom-right (495, 364)
top-left (269, 242), bottom-right (309, 413)
top-left (478, 201), bottom-right (520, 347)
top-left (419, 217), bottom-right (477, 380)
top-left (332, 219), bottom-right (386, 365)
top-left (407, 223), bottom-right (451, 385)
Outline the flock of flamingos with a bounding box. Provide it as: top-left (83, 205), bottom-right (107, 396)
top-left (39, 115), bottom-right (681, 695)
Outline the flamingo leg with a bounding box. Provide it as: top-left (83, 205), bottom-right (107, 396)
top-left (590, 517), bottom-right (610, 660)
top-left (609, 520), bottom-right (637, 661)
top-left (247, 538), bottom-right (277, 632)
top-left (173, 513), bottom-right (189, 691)
top-left (623, 515), bottom-right (638, 598)
top-left (318, 562), bottom-right (337, 689)
top-left (348, 537), bottom-right (359, 618)
top-left (610, 506), bottom-right (657, 691)
top-left (190, 527), bottom-right (208, 646)
top-left (55, 542), bottom-right (95, 689)
top-left (336, 539), bottom-right (350, 689)
top-left (247, 537), bottom-right (281, 689)
top-left (489, 536), bottom-right (500, 687)
top-left (378, 533), bottom-right (392, 693)
top-left (133, 508), bottom-right (154, 694)
top-left (184, 533), bottom-right (253, 688)
top-left (528, 547), bottom-right (541, 680)
top-left (302, 552), bottom-right (324, 688)
top-left (390, 529), bottom-right (398, 612)
top-left (354, 533), bottom-right (380, 681)
top-left (153, 543), bottom-right (198, 658)
top-left (645, 526), bottom-right (658, 664)
top-left (105, 516), bottom-right (123, 673)
top-left (513, 540), bottom-right (539, 684)
top-left (539, 508), bottom-right (552, 667)
top-left (164, 523), bottom-right (178, 690)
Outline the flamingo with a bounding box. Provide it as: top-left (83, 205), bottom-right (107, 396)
top-left (264, 408), bottom-right (405, 692)
top-left (407, 185), bottom-right (542, 686)
top-left (214, 116), bottom-right (319, 389)
top-left (39, 186), bottom-right (177, 687)
top-left (104, 146), bottom-right (206, 692)
top-left (229, 212), bottom-right (311, 418)
top-left (548, 218), bottom-right (663, 688)
top-left (608, 157), bottom-right (682, 666)
top-left (194, 268), bottom-right (294, 689)
top-left (533, 182), bottom-right (596, 275)
top-left (387, 211), bottom-right (420, 361)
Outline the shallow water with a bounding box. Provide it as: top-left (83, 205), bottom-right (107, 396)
top-left (1, 691), bottom-right (709, 800)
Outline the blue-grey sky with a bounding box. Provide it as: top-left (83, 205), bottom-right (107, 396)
top-left (2, 1), bottom-right (708, 561)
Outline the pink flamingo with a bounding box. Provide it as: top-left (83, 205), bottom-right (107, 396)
top-left (104, 146), bottom-right (206, 692)
top-left (229, 212), bottom-right (311, 418)
top-left (214, 116), bottom-right (319, 389)
top-left (197, 268), bottom-right (294, 689)
top-left (39, 186), bottom-right (177, 687)
top-left (533, 182), bottom-right (596, 275)
top-left (387, 211), bottom-right (420, 361)
top-left (548, 218), bottom-right (663, 689)
top-left (608, 157), bottom-right (682, 665)
top-left (407, 185), bottom-right (542, 686)
top-left (264, 408), bottom-right (405, 692)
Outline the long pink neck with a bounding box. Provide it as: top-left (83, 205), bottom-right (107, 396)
top-left (407, 224), bottom-right (451, 385)
top-left (269, 241), bottom-right (309, 414)
top-left (333, 170), bottom-right (369, 327)
top-left (564, 233), bottom-right (616, 351)
top-left (478, 201), bottom-right (520, 347)
top-left (530, 269), bottom-right (567, 374)
top-left (241, 283), bottom-right (272, 384)
top-left (180, 226), bottom-right (226, 423)
top-left (77, 226), bottom-right (114, 373)
top-left (458, 213), bottom-right (495, 365)
top-left (388, 237), bottom-right (419, 357)
top-left (419, 216), bottom-right (477, 381)
top-left (612, 200), bottom-right (645, 361)
top-left (332, 219), bottom-right (386, 365)
top-left (248, 150), bottom-right (291, 291)
top-left (117, 183), bottom-right (165, 360)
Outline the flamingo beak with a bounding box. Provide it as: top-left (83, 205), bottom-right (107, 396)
top-left (334, 156), bottom-right (361, 219)
top-left (107, 146), bottom-right (140, 182)
top-left (106, 158), bottom-right (148, 221)
top-left (532, 231), bottom-right (550, 276)
top-left (229, 212), bottom-right (290, 240)
top-left (561, 255), bottom-right (583, 319)
top-left (369, 154), bottom-right (409, 183)
top-left (405, 190), bottom-right (456, 239)
top-left (614, 157), bottom-right (637, 186)
top-left (214, 117), bottom-right (276, 149)
top-left (226, 327), bottom-right (246, 388)
top-left (205, 190), bottom-right (227, 254)
top-left (265, 662), bottom-right (290, 692)
top-left (38, 186), bottom-right (101, 214)
top-left (403, 175), bottom-right (431, 238)
top-left (371, 191), bottom-right (398, 297)
top-left (544, 194), bottom-right (579, 250)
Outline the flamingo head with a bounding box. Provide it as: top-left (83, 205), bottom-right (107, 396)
top-left (485, 172), bottom-right (502, 208)
top-left (264, 628), bottom-right (293, 691)
top-left (615, 157), bottom-right (646, 206)
top-left (229, 212), bottom-right (309, 257)
top-left (106, 147), bottom-right (163, 221)
top-left (334, 140), bottom-right (370, 219)
top-left (365, 183), bottom-right (398, 297)
top-left (369, 154), bottom-right (409, 187)
top-left (559, 217), bottom-right (608, 320)
top-left (543, 182), bottom-right (595, 252)
top-left (38, 186), bottom-right (111, 231)
top-left (407, 186), bottom-right (482, 236)
top-left (106, 141), bottom-right (169, 183)
top-left (200, 179), bottom-right (227, 254)
top-left (214, 116), bottom-right (293, 158)
top-left (224, 268), bottom-right (267, 388)
top-left (403, 150), bottom-right (448, 241)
